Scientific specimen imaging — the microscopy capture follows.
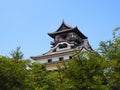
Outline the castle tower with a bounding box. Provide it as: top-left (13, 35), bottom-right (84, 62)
top-left (30, 21), bottom-right (93, 70)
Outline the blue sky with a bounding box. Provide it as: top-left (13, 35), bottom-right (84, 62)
top-left (0, 0), bottom-right (120, 59)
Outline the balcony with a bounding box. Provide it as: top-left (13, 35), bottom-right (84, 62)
top-left (69, 37), bottom-right (79, 41)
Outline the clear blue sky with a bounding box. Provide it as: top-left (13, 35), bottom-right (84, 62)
top-left (0, 0), bottom-right (120, 59)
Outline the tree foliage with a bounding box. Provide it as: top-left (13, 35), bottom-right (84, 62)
top-left (0, 27), bottom-right (120, 90)
top-left (98, 27), bottom-right (120, 89)
top-left (0, 57), bottom-right (32, 90)
top-left (63, 52), bottom-right (109, 90)
top-left (10, 46), bottom-right (24, 62)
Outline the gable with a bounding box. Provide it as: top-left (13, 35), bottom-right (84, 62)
top-left (56, 21), bottom-right (73, 31)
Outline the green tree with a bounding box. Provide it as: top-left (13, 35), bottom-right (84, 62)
top-left (10, 46), bottom-right (24, 62)
top-left (0, 56), bottom-right (33, 90)
top-left (30, 62), bottom-right (51, 90)
top-left (44, 65), bottom-right (70, 90)
top-left (63, 51), bottom-right (109, 90)
top-left (98, 27), bottom-right (120, 89)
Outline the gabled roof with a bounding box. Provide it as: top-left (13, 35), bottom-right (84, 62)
top-left (77, 39), bottom-right (93, 51)
top-left (48, 21), bottom-right (87, 39)
top-left (56, 21), bottom-right (74, 31)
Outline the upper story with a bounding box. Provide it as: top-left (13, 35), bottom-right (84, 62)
top-left (48, 21), bottom-right (92, 51)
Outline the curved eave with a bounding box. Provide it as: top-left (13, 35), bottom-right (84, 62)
top-left (48, 28), bottom-right (75, 38)
top-left (48, 27), bottom-right (87, 39)
top-left (30, 49), bottom-right (74, 60)
top-left (74, 27), bottom-right (87, 39)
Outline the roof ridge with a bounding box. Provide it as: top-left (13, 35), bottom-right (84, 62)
top-left (56, 21), bottom-right (74, 32)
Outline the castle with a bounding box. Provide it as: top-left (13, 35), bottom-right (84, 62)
top-left (30, 21), bottom-right (93, 70)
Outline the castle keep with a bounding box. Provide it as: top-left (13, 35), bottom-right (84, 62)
top-left (31, 21), bottom-right (93, 70)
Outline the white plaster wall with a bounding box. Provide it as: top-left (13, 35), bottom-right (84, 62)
top-left (36, 54), bottom-right (73, 64)
top-left (37, 59), bottom-right (48, 63)
top-left (52, 57), bottom-right (58, 62)
top-left (63, 55), bottom-right (70, 60)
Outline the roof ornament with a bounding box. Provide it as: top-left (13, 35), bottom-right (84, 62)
top-left (62, 19), bottom-right (65, 24)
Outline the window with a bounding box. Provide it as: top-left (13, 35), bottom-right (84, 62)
top-left (48, 59), bottom-right (52, 63)
top-left (59, 43), bottom-right (68, 49)
top-left (59, 57), bottom-right (63, 61)
top-left (62, 35), bottom-right (67, 40)
top-left (69, 56), bottom-right (72, 59)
